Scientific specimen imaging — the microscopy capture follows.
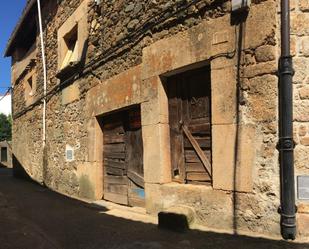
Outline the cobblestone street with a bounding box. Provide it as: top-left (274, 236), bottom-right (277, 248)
top-left (0, 168), bottom-right (307, 249)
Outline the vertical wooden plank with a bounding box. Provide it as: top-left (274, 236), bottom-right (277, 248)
top-left (176, 77), bottom-right (186, 181)
top-left (128, 180), bottom-right (145, 208)
top-left (168, 77), bottom-right (186, 182)
top-left (102, 110), bottom-right (129, 206)
top-left (183, 66), bottom-right (212, 183)
top-left (125, 107), bottom-right (146, 207)
top-left (126, 130), bottom-right (144, 181)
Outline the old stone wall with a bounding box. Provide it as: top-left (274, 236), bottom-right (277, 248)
top-left (12, 106), bottom-right (44, 182)
top-left (35, 0), bottom-right (234, 199)
top-left (139, 0), bottom-right (282, 238)
top-left (290, 0), bottom-right (309, 239)
top-left (11, 0), bottom-right (84, 185)
top-left (9, 0), bottom-right (309, 242)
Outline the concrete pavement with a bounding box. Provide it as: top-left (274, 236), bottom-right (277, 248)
top-left (0, 168), bottom-right (308, 249)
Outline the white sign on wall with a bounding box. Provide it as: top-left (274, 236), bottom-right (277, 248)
top-left (65, 145), bottom-right (74, 162)
top-left (298, 176), bottom-right (309, 200)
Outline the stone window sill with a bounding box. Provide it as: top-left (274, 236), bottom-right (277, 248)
top-left (56, 60), bottom-right (81, 80)
top-left (162, 182), bottom-right (213, 191)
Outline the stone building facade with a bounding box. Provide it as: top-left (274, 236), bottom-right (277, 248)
top-left (4, 0), bottom-right (309, 241)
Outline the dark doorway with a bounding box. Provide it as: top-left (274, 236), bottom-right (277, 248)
top-left (1, 147), bottom-right (8, 163)
top-left (167, 66), bottom-right (212, 185)
top-left (101, 106), bottom-right (145, 207)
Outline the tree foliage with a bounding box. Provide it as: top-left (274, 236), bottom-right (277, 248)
top-left (0, 113), bottom-right (12, 141)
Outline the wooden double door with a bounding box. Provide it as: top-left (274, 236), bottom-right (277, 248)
top-left (102, 106), bottom-right (145, 207)
top-left (167, 66), bottom-right (212, 185)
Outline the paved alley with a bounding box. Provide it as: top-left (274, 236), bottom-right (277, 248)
top-left (0, 168), bottom-right (308, 249)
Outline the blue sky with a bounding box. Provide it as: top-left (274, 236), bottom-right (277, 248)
top-left (0, 0), bottom-right (26, 94)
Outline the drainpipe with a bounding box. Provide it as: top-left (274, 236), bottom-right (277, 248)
top-left (37, 0), bottom-right (47, 184)
top-left (37, 0), bottom-right (47, 148)
top-left (278, 0), bottom-right (297, 240)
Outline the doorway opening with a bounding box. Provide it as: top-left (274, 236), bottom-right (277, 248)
top-left (101, 105), bottom-right (145, 207)
top-left (166, 66), bottom-right (212, 185)
top-left (1, 147), bottom-right (8, 163)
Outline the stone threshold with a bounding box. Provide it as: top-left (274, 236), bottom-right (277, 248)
top-left (53, 188), bottom-right (158, 224)
top-left (90, 200), bottom-right (158, 225)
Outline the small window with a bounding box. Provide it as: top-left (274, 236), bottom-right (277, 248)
top-left (57, 0), bottom-right (89, 78)
top-left (27, 76), bottom-right (33, 96)
top-left (1, 147), bottom-right (8, 163)
top-left (61, 25), bottom-right (78, 69)
top-left (24, 72), bottom-right (36, 105)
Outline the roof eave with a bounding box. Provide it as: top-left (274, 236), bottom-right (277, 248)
top-left (4, 0), bottom-right (36, 57)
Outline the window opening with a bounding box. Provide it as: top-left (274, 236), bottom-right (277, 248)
top-left (27, 76), bottom-right (33, 96)
top-left (61, 25), bottom-right (78, 69)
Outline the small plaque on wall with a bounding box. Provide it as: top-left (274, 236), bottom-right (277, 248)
top-left (65, 145), bottom-right (74, 162)
top-left (297, 176), bottom-right (309, 200)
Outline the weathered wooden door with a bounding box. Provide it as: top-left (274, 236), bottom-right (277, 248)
top-left (167, 67), bottom-right (212, 185)
top-left (102, 106), bottom-right (145, 206)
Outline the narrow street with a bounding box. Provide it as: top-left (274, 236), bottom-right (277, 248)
top-left (0, 168), bottom-right (307, 249)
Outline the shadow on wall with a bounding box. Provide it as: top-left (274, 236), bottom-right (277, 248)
top-left (0, 162), bottom-right (8, 168)
top-left (0, 170), bottom-right (308, 249)
top-left (12, 154), bottom-right (35, 183)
